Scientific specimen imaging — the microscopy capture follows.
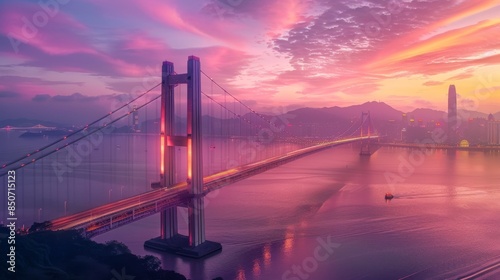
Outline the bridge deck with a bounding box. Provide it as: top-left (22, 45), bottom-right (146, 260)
top-left (48, 136), bottom-right (378, 237)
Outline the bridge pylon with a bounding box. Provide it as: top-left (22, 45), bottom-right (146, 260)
top-left (360, 111), bottom-right (376, 156)
top-left (145, 56), bottom-right (222, 258)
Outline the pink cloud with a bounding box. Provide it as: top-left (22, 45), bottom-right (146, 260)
top-left (120, 33), bottom-right (166, 51)
top-left (87, 0), bottom-right (251, 49)
top-left (446, 71), bottom-right (474, 81)
top-left (234, 0), bottom-right (311, 37)
top-left (0, 2), bottom-right (95, 55)
top-left (423, 81), bottom-right (444, 86)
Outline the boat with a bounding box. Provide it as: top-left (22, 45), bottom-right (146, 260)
top-left (385, 192), bottom-right (394, 199)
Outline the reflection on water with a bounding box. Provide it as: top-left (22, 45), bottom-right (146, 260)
top-left (251, 259), bottom-right (261, 278)
top-left (236, 267), bottom-right (246, 280)
top-left (262, 243), bottom-right (272, 268)
top-left (282, 227), bottom-right (295, 256)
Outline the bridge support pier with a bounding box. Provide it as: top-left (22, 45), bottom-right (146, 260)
top-left (160, 208), bottom-right (177, 239)
top-left (359, 111), bottom-right (377, 156)
top-left (360, 143), bottom-right (372, 156)
top-left (145, 56), bottom-right (221, 258)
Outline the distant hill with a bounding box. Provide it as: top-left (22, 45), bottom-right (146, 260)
top-left (458, 110), bottom-right (488, 120)
top-left (335, 101), bottom-right (403, 120)
top-left (285, 107), bottom-right (340, 124)
top-left (0, 118), bottom-right (69, 128)
top-left (406, 108), bottom-right (446, 122)
top-left (286, 101), bottom-right (403, 124)
top-left (405, 108), bottom-right (489, 122)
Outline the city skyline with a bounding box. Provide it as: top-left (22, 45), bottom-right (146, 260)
top-left (0, 0), bottom-right (499, 123)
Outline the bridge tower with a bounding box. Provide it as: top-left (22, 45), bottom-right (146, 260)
top-left (145, 56), bottom-right (222, 258)
top-left (359, 111), bottom-right (375, 156)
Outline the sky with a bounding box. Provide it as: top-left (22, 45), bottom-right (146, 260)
top-left (0, 0), bottom-right (499, 124)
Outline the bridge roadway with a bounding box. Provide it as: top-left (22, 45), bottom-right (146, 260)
top-left (49, 136), bottom-right (378, 237)
top-left (379, 142), bottom-right (500, 152)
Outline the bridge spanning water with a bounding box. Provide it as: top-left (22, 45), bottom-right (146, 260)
top-left (0, 56), bottom-right (378, 258)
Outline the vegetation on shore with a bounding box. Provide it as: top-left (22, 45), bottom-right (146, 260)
top-left (0, 226), bottom-right (198, 280)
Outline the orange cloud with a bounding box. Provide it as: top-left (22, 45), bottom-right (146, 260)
top-left (432, 0), bottom-right (500, 28)
top-left (365, 19), bottom-right (500, 74)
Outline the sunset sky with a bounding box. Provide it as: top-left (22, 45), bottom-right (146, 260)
top-left (0, 0), bottom-right (499, 124)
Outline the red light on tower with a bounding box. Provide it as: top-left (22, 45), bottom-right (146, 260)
top-left (187, 138), bottom-right (192, 180)
top-left (160, 135), bottom-right (165, 175)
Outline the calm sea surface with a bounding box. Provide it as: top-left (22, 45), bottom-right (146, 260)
top-left (1, 131), bottom-right (499, 279)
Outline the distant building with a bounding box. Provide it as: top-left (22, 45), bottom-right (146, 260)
top-left (448, 85), bottom-right (458, 145)
top-left (488, 113), bottom-right (494, 121)
top-left (417, 119), bottom-right (424, 127)
top-left (402, 113), bottom-right (408, 128)
top-left (487, 114), bottom-right (500, 145)
top-left (463, 117), bottom-right (487, 145)
top-left (459, 139), bottom-right (470, 148)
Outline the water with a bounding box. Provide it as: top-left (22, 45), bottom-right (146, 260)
top-left (98, 144), bottom-right (500, 279)
top-left (2, 131), bottom-right (500, 279)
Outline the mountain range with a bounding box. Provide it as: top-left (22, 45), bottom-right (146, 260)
top-left (284, 101), bottom-right (499, 125)
top-left (1, 102), bottom-right (499, 129)
top-left (0, 118), bottom-right (70, 128)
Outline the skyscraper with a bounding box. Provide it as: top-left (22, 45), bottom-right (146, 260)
top-left (487, 114), bottom-right (500, 145)
top-left (448, 85), bottom-right (457, 145)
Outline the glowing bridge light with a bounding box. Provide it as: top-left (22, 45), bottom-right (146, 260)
top-left (187, 138), bottom-right (192, 179)
top-left (160, 135), bottom-right (165, 175)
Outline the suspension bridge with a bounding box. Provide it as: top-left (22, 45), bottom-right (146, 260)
top-left (0, 56), bottom-right (378, 258)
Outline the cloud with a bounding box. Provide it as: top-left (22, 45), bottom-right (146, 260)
top-left (272, 0), bottom-right (500, 81)
top-left (0, 1), bottom-right (94, 55)
top-left (208, 0), bottom-right (311, 36)
top-left (0, 0), bottom-right (499, 119)
top-left (0, 75), bottom-right (84, 99)
top-left (423, 81), bottom-right (444, 86)
top-left (0, 91), bottom-right (20, 98)
top-left (446, 70), bottom-right (475, 81)
top-left (365, 19), bottom-right (500, 75)
top-left (31, 94), bottom-right (50, 102)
